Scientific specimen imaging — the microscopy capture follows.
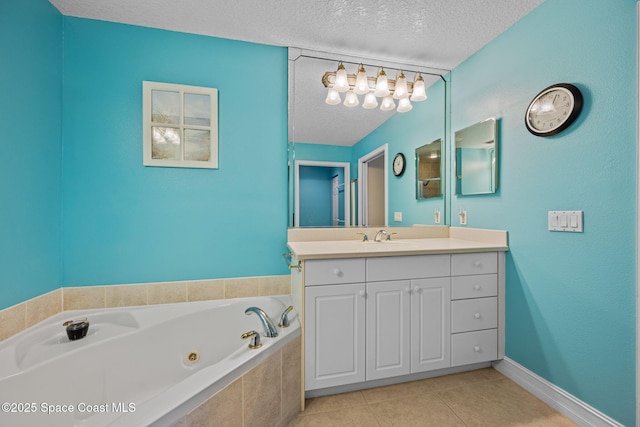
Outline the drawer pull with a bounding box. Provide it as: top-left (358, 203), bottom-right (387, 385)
top-left (473, 345), bottom-right (481, 352)
top-left (473, 261), bottom-right (481, 267)
top-left (333, 268), bottom-right (343, 277)
top-left (473, 284), bottom-right (481, 291)
top-left (474, 313), bottom-right (481, 319)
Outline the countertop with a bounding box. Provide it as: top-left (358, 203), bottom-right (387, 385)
top-left (287, 226), bottom-right (508, 260)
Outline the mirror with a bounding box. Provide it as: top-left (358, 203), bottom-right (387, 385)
top-left (416, 139), bottom-right (443, 200)
top-left (455, 118), bottom-right (498, 195)
top-left (288, 49), bottom-right (449, 227)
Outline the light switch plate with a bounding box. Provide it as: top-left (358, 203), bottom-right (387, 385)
top-left (548, 210), bottom-right (583, 232)
top-left (394, 211), bottom-right (402, 222)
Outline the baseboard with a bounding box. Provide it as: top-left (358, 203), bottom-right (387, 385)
top-left (493, 358), bottom-right (623, 427)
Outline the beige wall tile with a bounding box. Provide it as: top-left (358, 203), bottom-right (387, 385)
top-left (187, 279), bottom-right (225, 302)
top-left (244, 350), bottom-right (282, 427)
top-left (147, 282), bottom-right (187, 305)
top-left (106, 284), bottom-right (147, 308)
top-left (281, 336), bottom-right (302, 420)
top-left (225, 277), bottom-right (260, 299)
top-left (0, 303), bottom-right (26, 341)
top-left (260, 275), bottom-right (291, 296)
top-left (63, 286), bottom-right (106, 311)
top-left (187, 377), bottom-right (243, 426)
top-left (26, 289), bottom-right (62, 327)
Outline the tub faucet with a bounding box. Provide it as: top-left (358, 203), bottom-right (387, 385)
top-left (374, 229), bottom-right (388, 242)
top-left (245, 307), bottom-right (278, 338)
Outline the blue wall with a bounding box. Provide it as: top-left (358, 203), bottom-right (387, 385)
top-left (450, 0), bottom-right (636, 424)
top-left (61, 18), bottom-right (289, 286)
top-left (0, 0), bottom-right (62, 307)
top-left (298, 166), bottom-right (333, 227)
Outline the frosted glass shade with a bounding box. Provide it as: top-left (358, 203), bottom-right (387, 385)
top-left (362, 92), bottom-right (378, 109)
top-left (397, 97), bottom-right (413, 113)
top-left (393, 71), bottom-right (408, 99)
top-left (410, 73), bottom-right (427, 101)
top-left (325, 88), bottom-right (341, 105)
top-left (354, 64), bottom-right (369, 95)
top-left (380, 96), bottom-right (395, 111)
top-left (374, 68), bottom-right (390, 97)
top-left (343, 90), bottom-right (359, 107)
top-left (334, 63), bottom-right (350, 93)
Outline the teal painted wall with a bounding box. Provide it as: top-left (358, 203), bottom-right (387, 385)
top-left (0, 0), bottom-right (62, 308)
top-left (61, 18), bottom-right (289, 286)
top-left (450, 0), bottom-right (636, 424)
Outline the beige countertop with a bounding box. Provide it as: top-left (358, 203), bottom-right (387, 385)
top-left (287, 226), bottom-right (508, 260)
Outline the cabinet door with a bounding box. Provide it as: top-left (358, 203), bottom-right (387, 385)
top-left (305, 283), bottom-right (366, 390)
top-left (366, 280), bottom-right (411, 380)
top-left (411, 277), bottom-right (451, 373)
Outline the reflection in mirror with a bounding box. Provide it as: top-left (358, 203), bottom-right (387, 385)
top-left (416, 139), bottom-right (443, 200)
top-left (288, 48), bottom-right (449, 227)
top-left (294, 161), bottom-right (350, 227)
top-left (455, 118), bottom-right (498, 195)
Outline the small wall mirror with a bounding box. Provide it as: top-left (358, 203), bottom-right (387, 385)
top-left (415, 139), bottom-right (443, 200)
top-left (455, 118), bottom-right (498, 195)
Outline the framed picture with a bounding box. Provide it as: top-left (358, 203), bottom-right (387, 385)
top-left (142, 81), bottom-right (218, 169)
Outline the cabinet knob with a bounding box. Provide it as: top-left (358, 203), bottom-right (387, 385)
top-left (473, 345), bottom-right (481, 352)
top-left (333, 268), bottom-right (343, 277)
top-left (359, 290), bottom-right (366, 297)
top-left (413, 286), bottom-right (420, 294)
top-left (473, 261), bottom-right (481, 267)
top-left (473, 284), bottom-right (481, 291)
top-left (404, 287), bottom-right (411, 294)
top-left (474, 313), bottom-right (481, 319)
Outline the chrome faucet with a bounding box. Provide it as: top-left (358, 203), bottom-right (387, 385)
top-left (374, 229), bottom-right (388, 242)
top-left (245, 307), bottom-right (278, 337)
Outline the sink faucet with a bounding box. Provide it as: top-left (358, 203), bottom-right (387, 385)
top-left (245, 307), bottom-right (278, 337)
top-left (374, 229), bottom-right (388, 242)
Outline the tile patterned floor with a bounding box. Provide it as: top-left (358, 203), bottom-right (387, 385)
top-left (288, 368), bottom-right (578, 426)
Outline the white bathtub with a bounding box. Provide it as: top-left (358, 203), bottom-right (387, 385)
top-left (0, 295), bottom-right (300, 426)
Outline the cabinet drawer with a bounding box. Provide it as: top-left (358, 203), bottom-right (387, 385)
top-left (451, 297), bottom-right (497, 333)
top-left (305, 258), bottom-right (365, 286)
top-left (451, 252), bottom-right (497, 276)
top-left (451, 275), bottom-right (497, 300)
top-left (366, 254), bottom-right (450, 282)
top-left (451, 329), bottom-right (497, 366)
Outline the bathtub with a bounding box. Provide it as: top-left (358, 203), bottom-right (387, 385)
top-left (0, 295), bottom-right (300, 426)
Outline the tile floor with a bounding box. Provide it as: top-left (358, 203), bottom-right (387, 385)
top-left (288, 368), bottom-right (578, 426)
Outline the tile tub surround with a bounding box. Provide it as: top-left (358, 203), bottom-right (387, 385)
top-left (172, 335), bottom-right (302, 427)
top-left (0, 275), bottom-right (291, 341)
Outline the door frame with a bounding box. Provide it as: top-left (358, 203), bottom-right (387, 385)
top-left (358, 144), bottom-right (388, 227)
top-left (294, 160), bottom-right (351, 227)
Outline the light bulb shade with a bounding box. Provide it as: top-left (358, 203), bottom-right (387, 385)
top-left (380, 95), bottom-right (396, 111)
top-left (410, 73), bottom-right (427, 101)
top-left (354, 64), bottom-right (369, 95)
top-left (344, 90), bottom-right (359, 107)
top-left (397, 97), bottom-right (413, 113)
top-left (393, 71), bottom-right (408, 99)
top-left (325, 88), bottom-right (341, 105)
top-left (362, 92), bottom-right (378, 109)
top-left (374, 68), bottom-right (390, 97)
top-left (334, 63), bottom-right (350, 92)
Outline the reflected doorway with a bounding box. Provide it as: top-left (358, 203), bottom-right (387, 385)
top-left (358, 144), bottom-right (388, 226)
top-left (294, 160), bottom-right (350, 227)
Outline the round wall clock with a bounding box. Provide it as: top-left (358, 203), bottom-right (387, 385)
top-left (525, 83), bottom-right (583, 137)
top-left (393, 153), bottom-right (406, 176)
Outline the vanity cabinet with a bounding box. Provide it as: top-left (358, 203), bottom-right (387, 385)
top-left (303, 251), bottom-right (503, 393)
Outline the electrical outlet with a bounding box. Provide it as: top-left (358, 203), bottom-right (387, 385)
top-left (434, 209), bottom-right (441, 224)
top-left (459, 208), bottom-right (467, 225)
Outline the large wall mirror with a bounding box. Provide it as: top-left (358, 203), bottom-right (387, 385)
top-left (288, 48), bottom-right (449, 228)
top-left (454, 118), bottom-right (498, 195)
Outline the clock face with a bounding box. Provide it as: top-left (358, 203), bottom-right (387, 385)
top-left (525, 83), bottom-right (583, 136)
top-left (393, 153), bottom-right (405, 176)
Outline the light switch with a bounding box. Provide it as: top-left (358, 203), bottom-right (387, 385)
top-left (548, 210), bottom-right (583, 232)
top-left (394, 211), bottom-right (402, 222)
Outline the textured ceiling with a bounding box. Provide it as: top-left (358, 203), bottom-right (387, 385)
top-left (48, 0), bottom-right (545, 145)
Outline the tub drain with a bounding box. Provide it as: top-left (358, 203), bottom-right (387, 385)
top-left (186, 351), bottom-right (200, 365)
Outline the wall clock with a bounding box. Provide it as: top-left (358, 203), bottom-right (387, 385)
top-left (525, 83), bottom-right (583, 137)
top-left (393, 153), bottom-right (406, 176)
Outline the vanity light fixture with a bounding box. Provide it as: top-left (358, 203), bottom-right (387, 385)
top-left (322, 63), bottom-right (429, 113)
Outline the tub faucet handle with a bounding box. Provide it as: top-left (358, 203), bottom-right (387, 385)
top-left (279, 305), bottom-right (294, 328)
top-left (241, 330), bottom-right (263, 349)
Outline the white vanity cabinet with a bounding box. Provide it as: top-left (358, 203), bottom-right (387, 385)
top-left (450, 252), bottom-right (499, 366)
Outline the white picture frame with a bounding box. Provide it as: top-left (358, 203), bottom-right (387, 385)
top-left (142, 81), bottom-right (218, 169)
